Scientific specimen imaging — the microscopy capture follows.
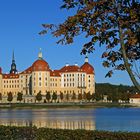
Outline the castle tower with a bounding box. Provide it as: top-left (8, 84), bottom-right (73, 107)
top-left (85, 54), bottom-right (88, 63)
top-left (10, 51), bottom-right (18, 74)
top-left (38, 48), bottom-right (43, 60)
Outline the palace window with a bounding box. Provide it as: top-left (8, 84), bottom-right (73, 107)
top-left (39, 82), bottom-right (41, 86)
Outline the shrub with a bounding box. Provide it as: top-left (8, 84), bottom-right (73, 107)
top-left (0, 126), bottom-right (140, 140)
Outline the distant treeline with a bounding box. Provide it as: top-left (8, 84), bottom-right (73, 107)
top-left (94, 83), bottom-right (138, 102)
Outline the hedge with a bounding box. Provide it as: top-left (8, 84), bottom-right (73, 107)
top-left (0, 126), bottom-right (140, 140)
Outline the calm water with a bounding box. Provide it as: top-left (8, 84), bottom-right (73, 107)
top-left (0, 108), bottom-right (140, 132)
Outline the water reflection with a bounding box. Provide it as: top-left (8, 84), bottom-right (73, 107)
top-left (0, 109), bottom-right (95, 130)
top-left (1, 108), bottom-right (140, 131)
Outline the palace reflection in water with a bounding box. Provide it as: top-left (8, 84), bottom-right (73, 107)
top-left (0, 109), bottom-right (96, 130)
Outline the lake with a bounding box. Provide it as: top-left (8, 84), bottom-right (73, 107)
top-left (0, 108), bottom-right (140, 132)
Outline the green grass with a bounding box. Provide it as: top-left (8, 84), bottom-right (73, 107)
top-left (0, 125), bottom-right (140, 140)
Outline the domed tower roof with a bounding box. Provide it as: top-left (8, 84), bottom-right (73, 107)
top-left (32, 59), bottom-right (50, 71)
top-left (80, 56), bottom-right (94, 74)
top-left (32, 48), bottom-right (50, 71)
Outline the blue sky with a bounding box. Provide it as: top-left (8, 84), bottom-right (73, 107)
top-left (0, 0), bottom-right (133, 85)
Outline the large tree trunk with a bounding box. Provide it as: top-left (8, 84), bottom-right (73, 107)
top-left (119, 27), bottom-right (140, 91)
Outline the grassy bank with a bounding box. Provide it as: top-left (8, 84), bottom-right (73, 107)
top-left (0, 126), bottom-right (140, 140)
top-left (0, 102), bottom-right (135, 109)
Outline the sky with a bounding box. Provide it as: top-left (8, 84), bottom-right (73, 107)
top-left (0, 0), bottom-right (133, 86)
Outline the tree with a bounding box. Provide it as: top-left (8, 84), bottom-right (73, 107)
top-left (86, 92), bottom-right (92, 102)
top-left (7, 92), bottom-right (13, 103)
top-left (83, 92), bottom-right (87, 101)
top-left (40, 0), bottom-right (140, 91)
top-left (94, 92), bottom-right (102, 101)
top-left (66, 93), bottom-right (69, 101)
top-left (36, 91), bottom-right (42, 103)
top-left (119, 92), bottom-right (130, 103)
top-left (71, 92), bottom-right (76, 101)
top-left (52, 92), bottom-right (57, 102)
top-left (46, 91), bottom-right (51, 102)
top-left (60, 92), bottom-right (64, 102)
top-left (0, 93), bottom-right (2, 101)
top-left (17, 92), bottom-right (23, 102)
top-left (78, 93), bottom-right (82, 101)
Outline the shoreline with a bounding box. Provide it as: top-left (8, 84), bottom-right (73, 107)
top-left (0, 102), bottom-right (138, 109)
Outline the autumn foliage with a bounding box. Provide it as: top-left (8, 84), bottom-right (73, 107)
top-left (40, 0), bottom-right (140, 91)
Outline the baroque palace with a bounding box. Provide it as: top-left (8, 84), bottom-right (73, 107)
top-left (0, 50), bottom-right (95, 103)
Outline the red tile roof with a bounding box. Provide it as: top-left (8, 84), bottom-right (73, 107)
top-left (130, 94), bottom-right (140, 98)
top-left (20, 66), bottom-right (33, 74)
top-left (50, 70), bottom-right (61, 77)
top-left (81, 62), bottom-right (94, 74)
top-left (2, 73), bottom-right (19, 79)
top-left (32, 59), bottom-right (50, 71)
top-left (60, 65), bottom-right (83, 73)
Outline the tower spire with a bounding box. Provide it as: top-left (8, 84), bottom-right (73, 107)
top-left (12, 50), bottom-right (15, 63)
top-left (38, 48), bottom-right (43, 60)
top-left (10, 51), bottom-right (17, 74)
top-left (85, 53), bottom-right (88, 63)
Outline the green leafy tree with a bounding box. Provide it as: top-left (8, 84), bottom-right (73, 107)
top-left (41, 0), bottom-right (140, 91)
top-left (71, 92), bottom-right (76, 101)
top-left (0, 93), bottom-right (2, 101)
top-left (52, 92), bottom-right (57, 102)
top-left (107, 93), bottom-right (113, 102)
top-left (36, 91), bottom-right (42, 103)
top-left (60, 92), bottom-right (64, 102)
top-left (78, 93), bottom-right (82, 101)
top-left (66, 93), bottom-right (69, 101)
top-left (17, 92), bottom-right (23, 102)
top-left (83, 92), bottom-right (87, 101)
top-left (7, 92), bottom-right (13, 103)
top-left (46, 91), bottom-right (51, 102)
top-left (86, 92), bottom-right (92, 102)
top-left (94, 92), bottom-right (102, 101)
top-left (119, 92), bottom-right (130, 103)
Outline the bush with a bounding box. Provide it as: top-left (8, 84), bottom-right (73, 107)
top-left (0, 126), bottom-right (140, 140)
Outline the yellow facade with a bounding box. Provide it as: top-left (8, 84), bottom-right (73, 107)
top-left (0, 51), bottom-right (95, 103)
